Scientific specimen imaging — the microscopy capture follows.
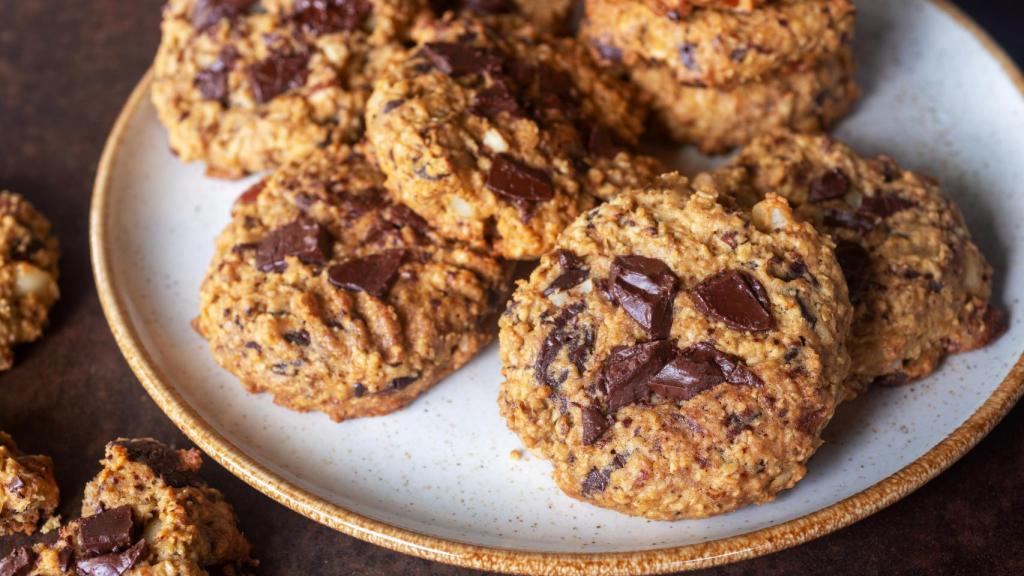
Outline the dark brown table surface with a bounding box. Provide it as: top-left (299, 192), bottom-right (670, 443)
top-left (1, 1), bottom-right (1023, 574)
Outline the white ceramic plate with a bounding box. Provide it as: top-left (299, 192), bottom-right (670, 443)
top-left (92, 1), bottom-right (1024, 573)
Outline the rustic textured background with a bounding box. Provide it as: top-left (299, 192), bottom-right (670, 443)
top-left (1, 1), bottom-right (1023, 574)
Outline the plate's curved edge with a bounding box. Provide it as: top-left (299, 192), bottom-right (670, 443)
top-left (89, 3), bottom-right (1024, 575)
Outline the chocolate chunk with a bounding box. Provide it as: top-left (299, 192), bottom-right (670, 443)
top-left (679, 42), bottom-right (700, 72)
top-left (422, 42), bottom-right (503, 76)
top-left (328, 250), bottom-right (405, 298)
top-left (580, 406), bottom-right (608, 445)
top-left (471, 82), bottom-right (520, 115)
top-left (834, 240), bottom-right (870, 302)
top-left (872, 372), bottom-right (909, 387)
top-left (823, 208), bottom-right (876, 232)
top-left (861, 194), bottom-right (916, 218)
top-left (76, 540), bottom-right (147, 576)
top-left (648, 342), bottom-right (761, 401)
top-left (725, 409), bottom-right (760, 441)
top-left (544, 250), bottom-right (589, 295)
top-left (796, 296), bottom-right (817, 326)
top-left (57, 548), bottom-right (72, 572)
top-left (0, 547), bottom-right (33, 576)
top-left (385, 204), bottom-right (431, 233)
top-left (80, 506), bottom-right (135, 556)
top-left (113, 439), bottom-right (202, 488)
top-left (600, 340), bottom-right (673, 411)
top-left (608, 256), bottom-right (678, 339)
top-left (293, 0), bottom-right (372, 35)
top-left (536, 302), bottom-right (592, 387)
top-left (283, 329), bottom-right (311, 346)
top-left (692, 270), bottom-right (773, 332)
top-left (353, 383), bottom-right (367, 397)
top-left (648, 345), bottom-right (723, 401)
top-left (796, 407), bottom-right (825, 435)
top-left (595, 41), bottom-right (623, 63)
top-left (544, 269), bottom-right (588, 296)
top-left (192, 0), bottom-right (255, 31)
top-left (581, 467), bottom-right (609, 496)
top-left (247, 53), bottom-right (309, 104)
top-left (382, 98), bottom-right (406, 113)
top-left (196, 61), bottom-right (231, 102)
top-left (587, 125), bottom-right (623, 159)
top-left (255, 219), bottom-right (332, 273)
top-left (730, 47), bottom-right (749, 62)
top-left (389, 375), bottom-right (419, 390)
top-left (485, 154), bottom-right (554, 205)
top-left (808, 169), bottom-right (850, 202)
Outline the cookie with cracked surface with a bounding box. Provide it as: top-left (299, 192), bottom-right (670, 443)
top-left (0, 191), bottom-right (60, 372)
top-left (366, 14), bottom-right (662, 259)
top-left (498, 174), bottom-right (853, 519)
top-left (195, 146), bottom-right (512, 421)
top-left (632, 48), bottom-right (858, 153)
top-left (0, 432), bottom-right (59, 536)
top-left (151, 0), bottom-right (428, 179)
top-left (713, 130), bottom-right (1004, 395)
top-left (429, 0), bottom-right (578, 34)
top-left (7, 438), bottom-right (253, 575)
top-left (581, 0), bottom-right (856, 87)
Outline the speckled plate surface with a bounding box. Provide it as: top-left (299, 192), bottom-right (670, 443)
top-left (91, 1), bottom-right (1024, 574)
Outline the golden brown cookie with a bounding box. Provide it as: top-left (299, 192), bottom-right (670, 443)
top-left (713, 131), bottom-right (1004, 395)
top-left (366, 14), bottom-right (661, 259)
top-left (152, 0), bottom-right (428, 178)
top-left (5, 438), bottom-right (253, 576)
top-left (581, 0), bottom-right (855, 87)
top-left (0, 191), bottom-right (60, 371)
top-left (499, 174), bottom-right (852, 519)
top-left (429, 0), bottom-right (578, 34)
top-left (632, 48), bottom-right (858, 153)
top-left (195, 146), bottom-right (513, 421)
top-left (0, 432), bottom-right (59, 536)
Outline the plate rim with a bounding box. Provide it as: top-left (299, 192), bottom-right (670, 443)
top-left (90, 2), bottom-right (1024, 574)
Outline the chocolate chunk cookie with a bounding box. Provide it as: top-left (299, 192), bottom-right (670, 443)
top-left (581, 0), bottom-right (856, 87)
top-left (0, 191), bottom-right (60, 371)
top-left (7, 438), bottom-right (253, 575)
top-left (366, 15), bottom-right (662, 259)
top-left (195, 146), bottom-right (512, 421)
top-left (152, 0), bottom-right (428, 178)
top-left (499, 174), bottom-right (853, 519)
top-left (631, 48), bottom-right (859, 153)
top-left (0, 432), bottom-right (59, 536)
top-left (713, 130), bottom-right (1004, 395)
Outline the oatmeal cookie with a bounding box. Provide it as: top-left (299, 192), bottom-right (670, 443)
top-left (499, 174), bottom-right (853, 519)
top-left (152, 0), bottom-right (428, 178)
top-left (195, 146), bottom-right (512, 421)
top-left (366, 15), bottom-right (662, 259)
top-left (0, 432), bottom-right (59, 536)
top-left (714, 130), bottom-right (1004, 394)
top-left (581, 0), bottom-right (856, 87)
top-left (4, 438), bottom-right (253, 575)
top-left (0, 191), bottom-right (60, 371)
top-left (633, 48), bottom-right (858, 153)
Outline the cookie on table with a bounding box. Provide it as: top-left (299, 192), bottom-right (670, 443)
top-left (195, 146), bottom-right (512, 422)
top-left (430, 0), bottom-right (578, 34)
top-left (2, 438), bottom-right (253, 576)
top-left (0, 432), bottom-right (59, 536)
top-left (713, 130), bottom-right (1004, 395)
top-left (0, 191), bottom-right (60, 371)
top-left (366, 15), bottom-right (663, 260)
top-left (152, 0), bottom-right (428, 178)
top-left (499, 174), bottom-right (853, 519)
top-left (581, 0), bottom-right (856, 87)
top-left (631, 48), bottom-right (858, 153)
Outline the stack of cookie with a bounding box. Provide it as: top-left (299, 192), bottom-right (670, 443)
top-left (155, 2), bottom-right (663, 421)
top-left (580, 0), bottom-right (860, 153)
